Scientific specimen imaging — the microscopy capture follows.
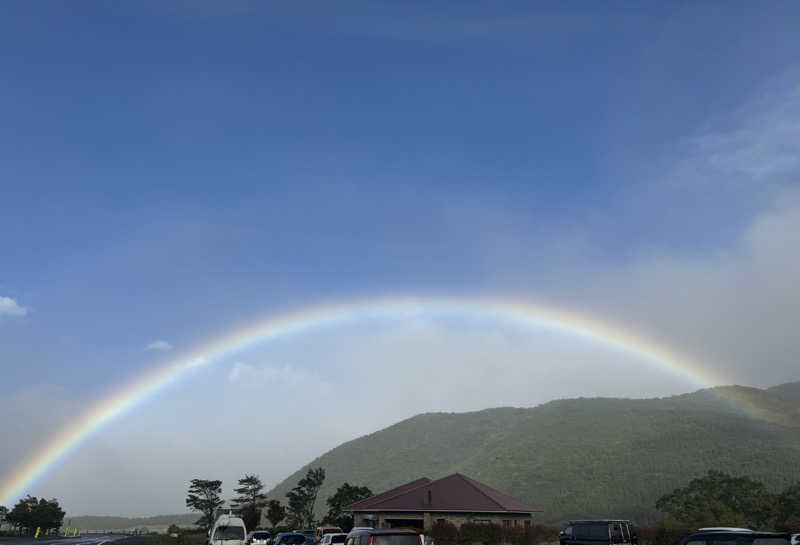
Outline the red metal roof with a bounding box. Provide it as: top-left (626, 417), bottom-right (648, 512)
top-left (348, 478), bottom-right (432, 510)
top-left (347, 473), bottom-right (539, 513)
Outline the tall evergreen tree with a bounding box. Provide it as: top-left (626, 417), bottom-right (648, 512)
top-left (186, 479), bottom-right (224, 531)
top-left (286, 468), bottom-right (325, 527)
top-left (325, 483), bottom-right (372, 531)
top-left (266, 500), bottom-right (286, 529)
top-left (232, 474), bottom-right (267, 530)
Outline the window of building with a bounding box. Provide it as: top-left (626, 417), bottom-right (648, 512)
top-left (437, 519), bottom-right (445, 525)
top-left (503, 520), bottom-right (511, 528)
top-left (524, 520), bottom-right (531, 529)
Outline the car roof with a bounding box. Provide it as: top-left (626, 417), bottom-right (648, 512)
top-left (696, 528), bottom-right (752, 533)
top-left (215, 516), bottom-right (246, 525)
top-left (685, 531), bottom-right (790, 539)
top-left (349, 529), bottom-right (419, 535)
top-left (569, 520), bottom-right (632, 524)
top-left (217, 515), bottom-right (245, 521)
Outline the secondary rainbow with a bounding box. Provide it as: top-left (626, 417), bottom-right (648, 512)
top-left (0, 295), bottom-right (728, 505)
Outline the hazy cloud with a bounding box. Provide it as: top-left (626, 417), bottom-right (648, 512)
top-left (145, 340), bottom-right (173, 351)
top-left (0, 296), bottom-right (27, 317)
top-left (229, 361), bottom-right (334, 394)
top-left (670, 74), bottom-right (798, 188)
top-left (473, 74), bottom-right (800, 388)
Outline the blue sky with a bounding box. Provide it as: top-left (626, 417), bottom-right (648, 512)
top-left (0, 1), bottom-right (798, 515)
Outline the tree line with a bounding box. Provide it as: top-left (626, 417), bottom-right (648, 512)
top-left (654, 470), bottom-right (799, 532)
top-left (0, 496), bottom-right (65, 535)
top-left (186, 468), bottom-right (373, 532)
top-left (185, 468), bottom-right (799, 540)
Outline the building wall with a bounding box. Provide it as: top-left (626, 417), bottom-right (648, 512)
top-left (353, 512), bottom-right (533, 532)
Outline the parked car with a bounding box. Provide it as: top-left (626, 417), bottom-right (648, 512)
top-left (275, 532), bottom-right (310, 545)
top-left (316, 527), bottom-right (344, 543)
top-left (790, 534), bottom-right (799, 545)
top-left (679, 528), bottom-right (791, 545)
top-left (560, 520), bottom-right (637, 545)
top-left (296, 530), bottom-right (316, 545)
top-left (209, 514), bottom-right (248, 545)
top-left (320, 533), bottom-right (348, 545)
top-left (248, 531), bottom-right (272, 545)
top-left (346, 528), bottom-right (422, 545)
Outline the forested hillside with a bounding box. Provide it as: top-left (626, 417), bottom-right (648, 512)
top-left (267, 383), bottom-right (800, 524)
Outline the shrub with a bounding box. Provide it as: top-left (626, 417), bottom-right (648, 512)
top-left (653, 520), bottom-right (692, 545)
top-left (431, 521), bottom-right (459, 545)
top-left (458, 522), bottom-right (504, 545)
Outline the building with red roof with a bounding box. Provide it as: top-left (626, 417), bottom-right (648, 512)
top-left (347, 473), bottom-right (540, 532)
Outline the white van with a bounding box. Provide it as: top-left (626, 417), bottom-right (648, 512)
top-left (209, 514), bottom-right (247, 545)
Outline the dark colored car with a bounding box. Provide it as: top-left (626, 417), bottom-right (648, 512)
top-left (275, 533), bottom-right (310, 545)
top-left (295, 531), bottom-right (315, 545)
top-left (346, 528), bottom-right (422, 545)
top-left (560, 520), bottom-right (637, 545)
top-left (679, 529), bottom-right (791, 545)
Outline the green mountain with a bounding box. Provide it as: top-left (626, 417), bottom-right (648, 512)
top-left (267, 383), bottom-right (800, 525)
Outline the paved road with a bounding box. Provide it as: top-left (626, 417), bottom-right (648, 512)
top-left (0, 535), bottom-right (141, 545)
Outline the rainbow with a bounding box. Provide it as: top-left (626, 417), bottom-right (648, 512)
top-left (0, 295), bottom-right (729, 505)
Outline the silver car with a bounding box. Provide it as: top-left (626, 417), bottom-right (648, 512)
top-left (320, 534), bottom-right (348, 545)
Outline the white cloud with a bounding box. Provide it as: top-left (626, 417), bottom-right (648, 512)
top-left (564, 191), bottom-right (799, 387)
top-left (0, 296), bottom-right (27, 316)
top-left (470, 73), bottom-right (800, 388)
top-left (229, 361), bottom-right (333, 394)
top-left (686, 79), bottom-right (800, 184)
top-left (145, 340), bottom-right (173, 351)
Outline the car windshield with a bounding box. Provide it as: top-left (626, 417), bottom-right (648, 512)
top-left (215, 527), bottom-right (245, 540)
top-left (253, 534), bottom-right (270, 540)
top-left (331, 537), bottom-right (346, 544)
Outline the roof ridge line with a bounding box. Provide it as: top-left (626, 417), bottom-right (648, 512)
top-left (370, 479), bottom-right (432, 505)
top-left (351, 478), bottom-right (432, 509)
top-left (451, 473), bottom-right (505, 510)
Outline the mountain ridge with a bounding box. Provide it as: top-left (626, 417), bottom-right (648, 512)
top-left (266, 381), bottom-right (800, 524)
top-left (65, 382), bottom-right (800, 527)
